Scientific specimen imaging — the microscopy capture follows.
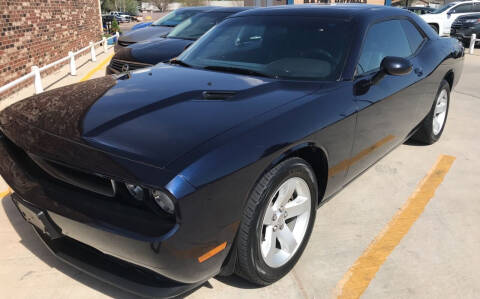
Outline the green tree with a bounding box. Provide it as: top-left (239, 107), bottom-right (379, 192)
top-left (111, 18), bottom-right (121, 33)
top-left (102, 0), bottom-right (139, 14)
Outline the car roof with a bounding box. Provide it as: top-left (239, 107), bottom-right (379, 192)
top-left (233, 4), bottom-right (411, 21)
top-left (407, 6), bottom-right (434, 9)
top-left (202, 6), bottom-right (252, 13)
top-left (450, 0), bottom-right (480, 4)
top-left (176, 6), bottom-right (216, 12)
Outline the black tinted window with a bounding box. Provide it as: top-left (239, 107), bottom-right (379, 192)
top-left (473, 4), bottom-right (480, 12)
top-left (400, 20), bottom-right (425, 54)
top-left (453, 4), bottom-right (473, 13)
top-left (357, 20), bottom-right (411, 75)
top-left (168, 13), bottom-right (229, 40)
top-left (179, 16), bottom-right (353, 81)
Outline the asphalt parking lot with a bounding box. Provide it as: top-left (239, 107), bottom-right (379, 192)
top-left (0, 53), bottom-right (479, 299)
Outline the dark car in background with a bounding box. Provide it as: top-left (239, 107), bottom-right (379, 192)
top-left (115, 7), bottom-right (212, 51)
top-left (107, 7), bottom-right (251, 74)
top-left (451, 13), bottom-right (480, 46)
top-left (0, 5), bottom-right (464, 298)
top-left (406, 6), bottom-right (435, 15)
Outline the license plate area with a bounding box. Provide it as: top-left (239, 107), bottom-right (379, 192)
top-left (12, 194), bottom-right (62, 239)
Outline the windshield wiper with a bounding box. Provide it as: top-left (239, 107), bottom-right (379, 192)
top-left (203, 65), bottom-right (275, 78)
top-left (169, 59), bottom-right (192, 68)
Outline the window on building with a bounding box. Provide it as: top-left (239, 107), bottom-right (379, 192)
top-left (357, 20), bottom-right (412, 75)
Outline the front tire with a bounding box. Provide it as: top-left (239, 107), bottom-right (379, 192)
top-left (411, 79), bottom-right (450, 144)
top-left (235, 158), bottom-right (317, 285)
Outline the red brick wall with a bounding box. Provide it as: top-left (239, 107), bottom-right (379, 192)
top-left (0, 0), bottom-right (102, 99)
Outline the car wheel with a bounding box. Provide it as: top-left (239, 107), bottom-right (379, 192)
top-left (411, 79), bottom-right (450, 144)
top-left (235, 157), bottom-right (317, 285)
top-left (429, 23), bottom-right (439, 34)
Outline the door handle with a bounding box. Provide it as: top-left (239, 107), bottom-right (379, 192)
top-left (414, 67), bottom-right (423, 77)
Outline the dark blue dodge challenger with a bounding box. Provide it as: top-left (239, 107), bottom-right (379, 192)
top-left (0, 5), bottom-right (464, 298)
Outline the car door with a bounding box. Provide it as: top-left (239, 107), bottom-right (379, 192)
top-left (346, 19), bottom-right (426, 181)
top-left (446, 3), bottom-right (475, 31)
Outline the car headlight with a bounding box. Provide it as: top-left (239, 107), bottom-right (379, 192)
top-left (125, 183), bottom-right (144, 201)
top-left (151, 190), bottom-right (175, 214)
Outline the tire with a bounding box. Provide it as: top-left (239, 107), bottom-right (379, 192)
top-left (411, 79), bottom-right (450, 145)
top-left (429, 23), bottom-right (439, 34)
top-left (235, 157), bottom-right (317, 285)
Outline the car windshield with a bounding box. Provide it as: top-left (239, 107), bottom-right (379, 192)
top-left (167, 12), bottom-right (229, 40)
top-left (178, 16), bottom-right (353, 81)
top-left (431, 3), bottom-right (456, 14)
top-left (152, 10), bottom-right (199, 27)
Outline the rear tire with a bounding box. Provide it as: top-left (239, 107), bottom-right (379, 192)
top-left (411, 80), bottom-right (450, 145)
top-left (235, 158), bottom-right (317, 285)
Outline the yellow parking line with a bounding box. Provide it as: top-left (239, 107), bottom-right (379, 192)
top-left (79, 53), bottom-right (114, 82)
top-left (0, 187), bottom-right (12, 198)
top-left (335, 155), bottom-right (456, 299)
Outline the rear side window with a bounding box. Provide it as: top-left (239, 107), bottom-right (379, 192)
top-left (453, 4), bottom-right (473, 14)
top-left (357, 20), bottom-right (411, 75)
top-left (400, 20), bottom-right (425, 54)
top-left (473, 3), bottom-right (480, 13)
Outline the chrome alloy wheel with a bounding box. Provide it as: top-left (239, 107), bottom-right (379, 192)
top-left (260, 177), bottom-right (311, 268)
top-left (433, 89), bottom-right (448, 135)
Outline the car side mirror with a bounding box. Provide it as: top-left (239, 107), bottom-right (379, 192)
top-left (382, 56), bottom-right (413, 76)
top-left (355, 57), bottom-right (413, 96)
top-left (371, 56), bottom-right (413, 85)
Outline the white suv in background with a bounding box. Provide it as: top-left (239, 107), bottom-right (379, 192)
top-left (421, 1), bottom-right (480, 36)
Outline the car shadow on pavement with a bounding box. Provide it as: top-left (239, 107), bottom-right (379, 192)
top-left (403, 139), bottom-right (429, 146)
top-left (1, 194), bottom-right (145, 298)
top-left (2, 194), bottom-right (259, 298)
top-left (214, 275), bottom-right (261, 289)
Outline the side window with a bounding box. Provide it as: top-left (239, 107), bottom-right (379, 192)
top-left (473, 3), bottom-right (480, 13)
top-left (357, 20), bottom-right (411, 76)
top-left (400, 20), bottom-right (425, 54)
top-left (452, 4), bottom-right (473, 14)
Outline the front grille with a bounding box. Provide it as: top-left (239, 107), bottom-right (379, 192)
top-left (29, 154), bottom-right (117, 197)
top-left (451, 22), bottom-right (463, 29)
top-left (109, 59), bottom-right (152, 73)
top-left (117, 40), bottom-right (135, 47)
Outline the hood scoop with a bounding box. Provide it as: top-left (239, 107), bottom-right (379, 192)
top-left (202, 91), bottom-right (237, 100)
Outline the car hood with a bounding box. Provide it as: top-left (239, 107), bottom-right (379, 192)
top-left (118, 38), bottom-right (193, 64)
top-left (420, 13), bottom-right (441, 22)
top-left (0, 65), bottom-right (333, 169)
top-left (119, 26), bottom-right (173, 43)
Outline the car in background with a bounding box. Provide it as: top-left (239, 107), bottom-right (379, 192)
top-left (110, 11), bottom-right (131, 23)
top-left (130, 22), bottom-right (153, 31)
top-left (451, 13), bottom-right (480, 46)
top-left (0, 5), bottom-right (464, 298)
top-left (406, 6), bottom-right (435, 15)
top-left (421, 0), bottom-right (480, 36)
top-left (107, 7), bottom-right (251, 74)
top-left (115, 7), bottom-right (212, 51)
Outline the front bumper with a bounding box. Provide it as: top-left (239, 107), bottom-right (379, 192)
top-left (0, 130), bottom-right (237, 297)
top-left (450, 27), bottom-right (476, 42)
top-left (12, 193), bottom-right (203, 298)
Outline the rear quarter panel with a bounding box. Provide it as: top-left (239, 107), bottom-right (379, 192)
top-left (415, 37), bottom-right (464, 118)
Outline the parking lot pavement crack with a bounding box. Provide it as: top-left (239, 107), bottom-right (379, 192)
top-left (454, 90), bottom-right (480, 100)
